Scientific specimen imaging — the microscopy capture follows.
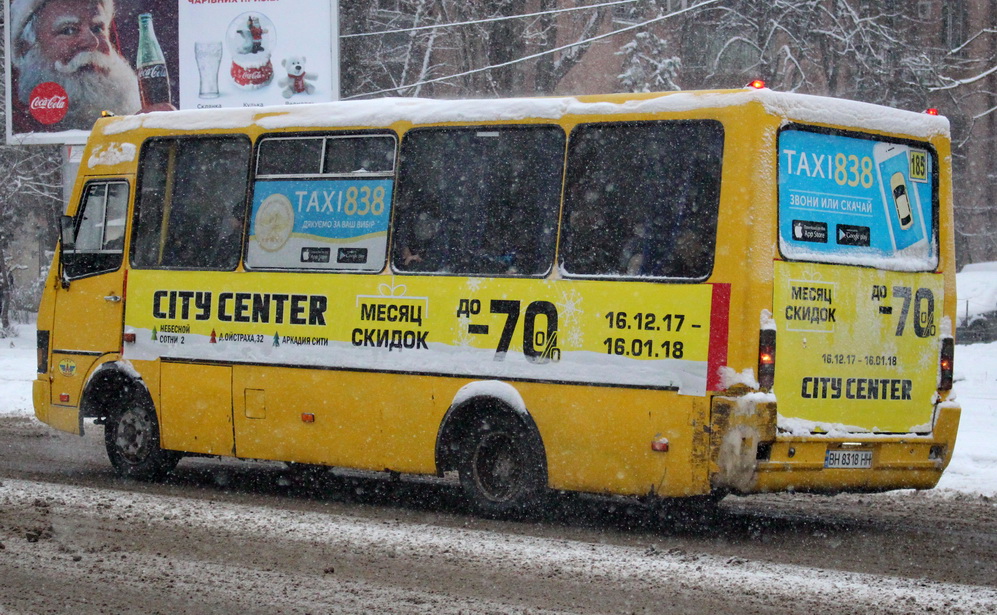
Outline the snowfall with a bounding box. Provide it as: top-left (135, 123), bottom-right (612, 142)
top-left (0, 320), bottom-right (994, 497)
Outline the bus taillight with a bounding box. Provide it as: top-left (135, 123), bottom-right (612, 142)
top-left (939, 337), bottom-right (954, 391)
top-left (758, 329), bottom-right (776, 391)
top-left (37, 330), bottom-right (50, 374)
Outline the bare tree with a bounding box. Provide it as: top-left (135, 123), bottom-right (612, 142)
top-left (341, 1), bottom-right (609, 98)
top-left (618, 0), bottom-right (940, 107)
top-left (0, 17), bottom-right (64, 334)
top-left (930, 13), bottom-right (997, 265)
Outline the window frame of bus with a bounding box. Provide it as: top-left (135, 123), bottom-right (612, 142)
top-left (246, 131), bottom-right (398, 273)
top-left (62, 179), bottom-right (130, 280)
top-left (558, 119), bottom-right (724, 281)
top-left (130, 135), bottom-right (252, 272)
top-left (776, 124), bottom-right (940, 272)
top-left (390, 124), bottom-right (565, 278)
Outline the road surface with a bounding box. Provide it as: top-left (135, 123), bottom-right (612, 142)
top-left (1, 415), bottom-right (995, 614)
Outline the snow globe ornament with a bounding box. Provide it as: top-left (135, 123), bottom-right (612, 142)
top-left (226, 12), bottom-right (276, 90)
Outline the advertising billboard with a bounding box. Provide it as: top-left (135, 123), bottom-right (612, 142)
top-left (5, 0), bottom-right (339, 145)
top-left (778, 127), bottom-right (936, 271)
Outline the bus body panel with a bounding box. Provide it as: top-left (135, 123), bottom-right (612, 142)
top-left (230, 366), bottom-right (428, 471)
top-left (159, 362), bottom-right (234, 456)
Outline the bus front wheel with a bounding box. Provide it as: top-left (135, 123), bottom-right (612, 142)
top-left (104, 392), bottom-right (180, 481)
top-left (457, 413), bottom-right (546, 518)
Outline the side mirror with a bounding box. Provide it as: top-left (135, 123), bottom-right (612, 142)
top-left (60, 215), bottom-right (76, 251)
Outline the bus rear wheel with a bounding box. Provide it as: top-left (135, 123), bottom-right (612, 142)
top-left (457, 413), bottom-right (546, 518)
top-left (104, 392), bottom-right (180, 481)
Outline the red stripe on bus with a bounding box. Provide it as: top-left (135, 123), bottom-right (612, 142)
top-left (707, 283), bottom-right (731, 391)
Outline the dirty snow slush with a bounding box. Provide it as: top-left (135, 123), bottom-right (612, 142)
top-left (0, 416), bottom-right (995, 614)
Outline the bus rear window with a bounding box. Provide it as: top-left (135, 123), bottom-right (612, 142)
top-left (559, 120), bottom-right (723, 280)
top-left (777, 126), bottom-right (938, 271)
top-left (392, 125), bottom-right (565, 276)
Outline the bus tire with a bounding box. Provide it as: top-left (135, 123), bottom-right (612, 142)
top-left (104, 390), bottom-right (180, 481)
top-left (457, 413), bottom-right (546, 518)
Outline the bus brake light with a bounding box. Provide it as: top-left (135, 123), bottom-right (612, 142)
top-left (758, 329), bottom-right (776, 391)
top-left (939, 337), bottom-right (954, 390)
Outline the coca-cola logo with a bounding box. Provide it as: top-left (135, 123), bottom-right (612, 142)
top-left (28, 82), bottom-right (69, 125)
top-left (138, 64), bottom-right (168, 79)
top-left (231, 60), bottom-right (273, 87)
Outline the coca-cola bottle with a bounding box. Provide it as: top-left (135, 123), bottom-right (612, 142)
top-left (136, 14), bottom-right (171, 108)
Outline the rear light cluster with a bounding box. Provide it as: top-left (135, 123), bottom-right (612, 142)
top-left (939, 337), bottom-right (954, 391)
top-left (758, 329), bottom-right (776, 391)
top-left (37, 330), bottom-right (50, 374)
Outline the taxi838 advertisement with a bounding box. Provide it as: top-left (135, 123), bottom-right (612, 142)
top-left (778, 127), bottom-right (936, 270)
top-left (246, 178), bottom-right (393, 271)
top-left (122, 272), bottom-right (728, 397)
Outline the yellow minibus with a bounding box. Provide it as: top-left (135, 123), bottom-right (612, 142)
top-left (33, 88), bottom-right (959, 516)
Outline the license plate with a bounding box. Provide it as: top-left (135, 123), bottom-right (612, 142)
top-left (824, 449), bottom-right (873, 469)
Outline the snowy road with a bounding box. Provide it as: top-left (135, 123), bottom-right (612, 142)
top-left (1, 415), bottom-right (996, 614)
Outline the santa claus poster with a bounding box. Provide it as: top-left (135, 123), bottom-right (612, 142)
top-left (4, 0), bottom-right (339, 143)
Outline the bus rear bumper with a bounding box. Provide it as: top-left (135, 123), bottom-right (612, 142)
top-left (750, 403), bottom-right (961, 494)
top-left (32, 377), bottom-right (82, 435)
top-left (32, 378), bottom-right (50, 424)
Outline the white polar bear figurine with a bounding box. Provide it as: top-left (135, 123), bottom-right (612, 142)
top-left (279, 56), bottom-right (317, 98)
top-left (233, 28), bottom-right (254, 55)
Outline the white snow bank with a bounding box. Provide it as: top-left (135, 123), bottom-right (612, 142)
top-left (960, 261), bottom-right (997, 272)
top-left (936, 340), bottom-right (997, 495)
top-left (955, 270), bottom-right (997, 323)
top-left (0, 324), bottom-right (37, 417)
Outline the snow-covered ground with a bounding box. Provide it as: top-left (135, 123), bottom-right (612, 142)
top-left (955, 263), bottom-right (997, 324)
top-left (2, 322), bottom-right (994, 496)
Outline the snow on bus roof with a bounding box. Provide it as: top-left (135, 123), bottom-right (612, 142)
top-left (100, 89), bottom-right (950, 140)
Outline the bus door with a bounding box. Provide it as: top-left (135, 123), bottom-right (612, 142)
top-left (51, 180), bottom-right (131, 423)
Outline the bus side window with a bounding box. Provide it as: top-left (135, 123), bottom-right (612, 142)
top-left (131, 137), bottom-right (251, 270)
top-left (392, 126), bottom-right (564, 277)
top-left (247, 133), bottom-right (396, 272)
top-left (63, 180), bottom-right (129, 279)
top-left (560, 121), bottom-right (724, 280)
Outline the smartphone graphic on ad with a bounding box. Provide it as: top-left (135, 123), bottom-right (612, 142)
top-left (874, 142), bottom-right (925, 252)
